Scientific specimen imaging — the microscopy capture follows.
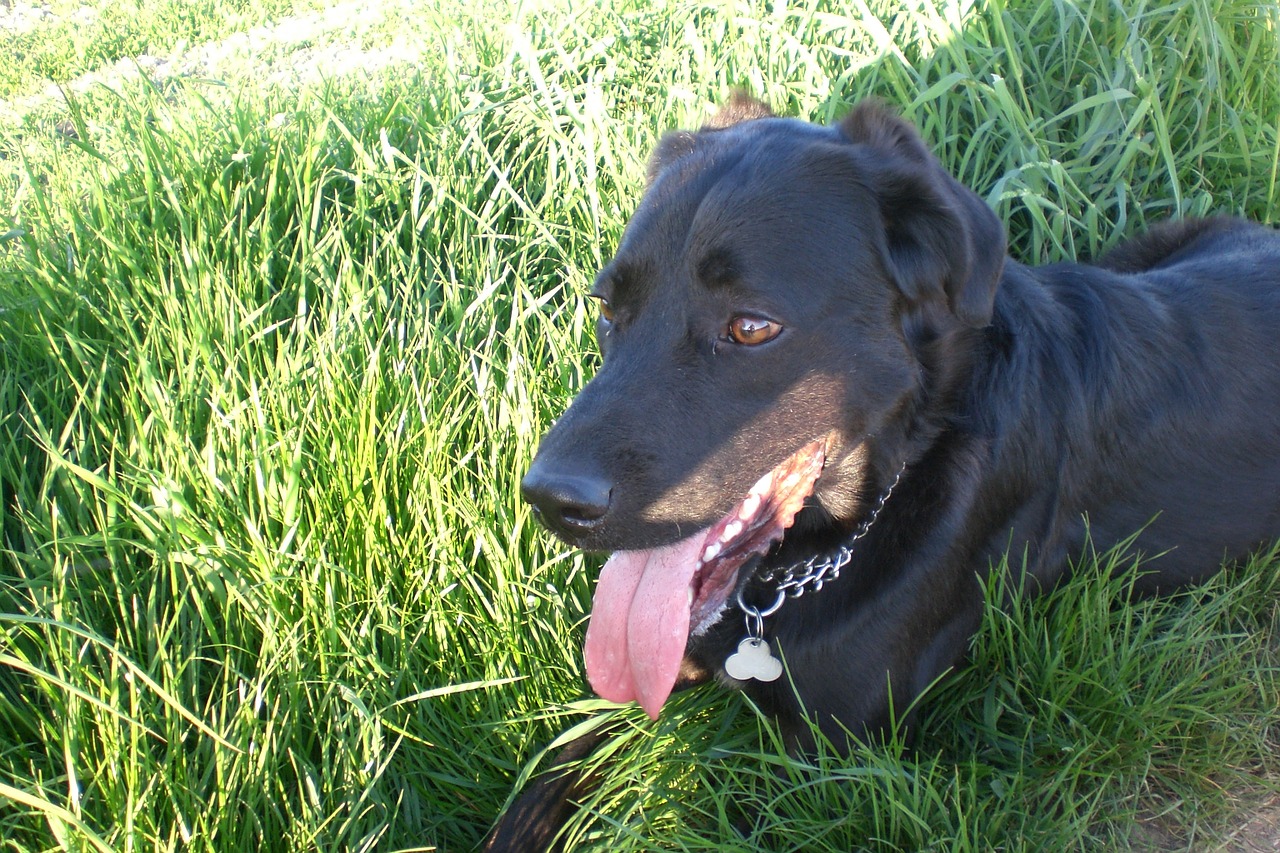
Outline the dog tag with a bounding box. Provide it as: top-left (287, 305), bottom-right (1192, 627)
top-left (725, 637), bottom-right (783, 682)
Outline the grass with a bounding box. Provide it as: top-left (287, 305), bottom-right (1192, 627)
top-left (0, 0), bottom-right (305, 100)
top-left (1, 0), bottom-right (1279, 849)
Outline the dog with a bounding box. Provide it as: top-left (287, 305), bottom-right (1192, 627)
top-left (494, 95), bottom-right (1280, 847)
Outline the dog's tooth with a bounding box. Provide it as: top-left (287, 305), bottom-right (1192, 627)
top-left (702, 542), bottom-right (721, 562)
top-left (739, 494), bottom-right (761, 520)
top-left (721, 520), bottom-right (743, 543)
top-left (749, 471), bottom-right (774, 498)
top-left (687, 586), bottom-right (694, 607)
top-left (780, 473), bottom-right (800, 490)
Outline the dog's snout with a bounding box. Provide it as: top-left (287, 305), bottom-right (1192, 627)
top-left (521, 465), bottom-right (612, 539)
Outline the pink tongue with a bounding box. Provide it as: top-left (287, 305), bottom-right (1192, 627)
top-left (583, 532), bottom-right (707, 719)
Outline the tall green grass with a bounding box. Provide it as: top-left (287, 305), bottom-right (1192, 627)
top-left (2, 0), bottom-right (1279, 849)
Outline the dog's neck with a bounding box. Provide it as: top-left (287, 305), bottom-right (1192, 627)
top-left (732, 461), bottom-right (908, 661)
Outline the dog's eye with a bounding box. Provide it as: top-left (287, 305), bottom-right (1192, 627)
top-left (593, 297), bottom-right (615, 325)
top-left (727, 315), bottom-right (782, 346)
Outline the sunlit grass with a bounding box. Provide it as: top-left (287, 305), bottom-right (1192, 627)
top-left (0, 0), bottom-right (305, 100)
top-left (2, 0), bottom-right (1279, 849)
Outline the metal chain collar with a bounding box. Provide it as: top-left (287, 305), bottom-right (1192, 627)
top-left (735, 465), bottom-right (906, 622)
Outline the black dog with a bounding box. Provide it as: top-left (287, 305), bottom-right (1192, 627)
top-left (499, 96), bottom-right (1280, 845)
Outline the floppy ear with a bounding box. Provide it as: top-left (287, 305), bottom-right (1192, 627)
top-left (646, 93), bottom-right (775, 184)
top-left (645, 130), bottom-right (699, 184)
top-left (841, 102), bottom-right (1005, 328)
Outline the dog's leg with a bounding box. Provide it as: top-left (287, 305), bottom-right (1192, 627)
top-left (481, 725), bottom-right (615, 853)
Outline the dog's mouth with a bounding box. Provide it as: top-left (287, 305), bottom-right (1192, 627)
top-left (583, 439), bottom-right (827, 718)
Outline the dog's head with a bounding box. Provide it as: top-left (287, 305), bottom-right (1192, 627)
top-left (521, 97), bottom-right (1006, 717)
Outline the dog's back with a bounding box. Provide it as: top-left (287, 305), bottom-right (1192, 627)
top-left (990, 216), bottom-right (1280, 591)
top-left (1092, 216), bottom-right (1257, 273)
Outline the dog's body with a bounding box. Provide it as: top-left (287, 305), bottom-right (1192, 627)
top-left (508, 97), bottom-right (1280, 839)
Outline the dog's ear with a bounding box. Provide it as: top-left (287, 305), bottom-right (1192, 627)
top-left (702, 91), bottom-right (774, 130)
top-left (645, 130), bottom-right (699, 183)
top-left (647, 93), bottom-right (774, 184)
top-left (841, 102), bottom-right (1005, 328)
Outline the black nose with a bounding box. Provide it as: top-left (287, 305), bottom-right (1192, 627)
top-left (520, 464), bottom-right (612, 539)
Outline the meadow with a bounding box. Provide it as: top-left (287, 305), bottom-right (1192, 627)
top-left (2, 0), bottom-right (1280, 849)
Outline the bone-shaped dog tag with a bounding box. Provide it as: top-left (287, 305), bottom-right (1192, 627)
top-left (725, 637), bottom-right (783, 682)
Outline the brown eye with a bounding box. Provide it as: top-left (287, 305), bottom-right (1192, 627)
top-left (594, 297), bottom-right (615, 324)
top-left (727, 315), bottom-right (782, 346)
